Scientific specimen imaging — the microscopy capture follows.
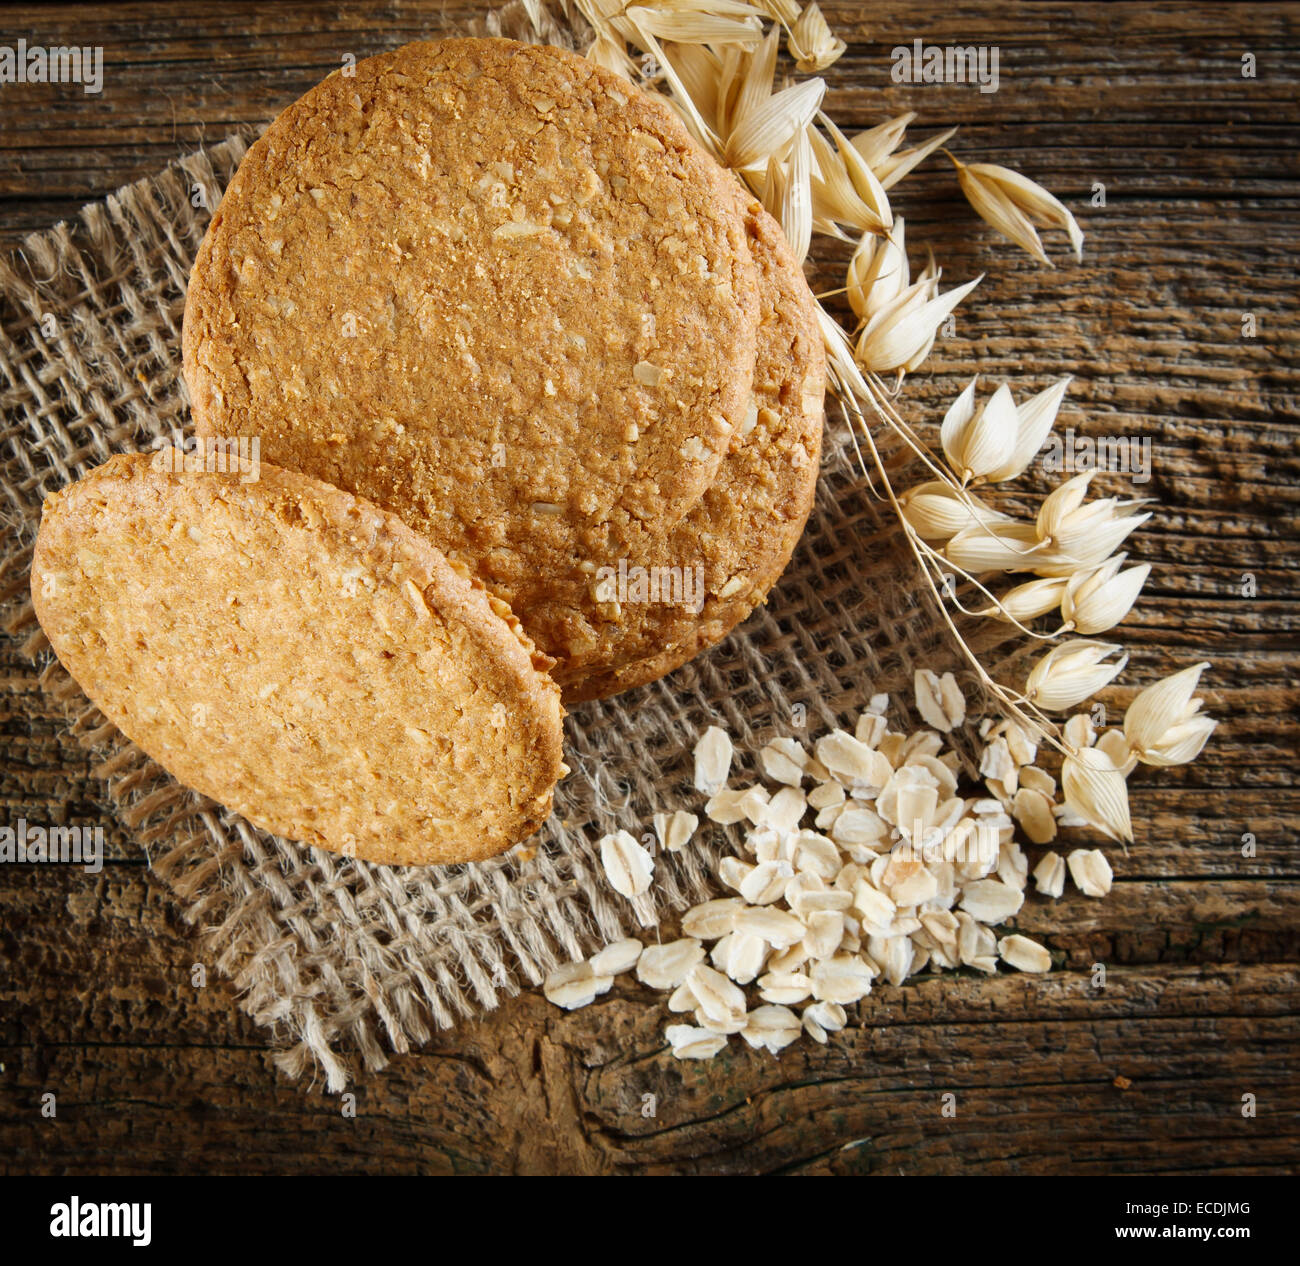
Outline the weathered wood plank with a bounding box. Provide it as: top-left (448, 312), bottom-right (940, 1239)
top-left (2, 965), bottom-right (1295, 1175)
top-left (0, 0), bottom-right (1296, 1175)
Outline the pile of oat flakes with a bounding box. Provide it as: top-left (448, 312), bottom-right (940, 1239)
top-left (545, 670), bottom-right (1118, 1058)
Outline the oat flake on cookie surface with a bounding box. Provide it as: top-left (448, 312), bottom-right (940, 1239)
top-left (184, 37), bottom-right (761, 635)
top-left (31, 454), bottom-right (566, 866)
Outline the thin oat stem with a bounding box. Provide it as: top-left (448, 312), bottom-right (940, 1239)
top-left (836, 370), bottom-right (1064, 750)
top-left (916, 547), bottom-right (1059, 640)
top-left (826, 327), bottom-right (1062, 633)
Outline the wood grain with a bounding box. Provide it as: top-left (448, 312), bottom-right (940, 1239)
top-left (1, 0), bottom-right (1297, 1175)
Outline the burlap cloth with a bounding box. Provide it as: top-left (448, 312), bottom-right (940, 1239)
top-left (0, 3), bottom-right (1012, 1089)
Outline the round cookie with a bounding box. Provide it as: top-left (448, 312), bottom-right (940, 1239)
top-left (184, 37), bottom-right (760, 618)
top-left (30, 453), bottom-right (565, 866)
top-left (537, 200), bottom-right (826, 702)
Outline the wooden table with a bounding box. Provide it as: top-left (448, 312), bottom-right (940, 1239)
top-left (1, 1), bottom-right (1297, 1174)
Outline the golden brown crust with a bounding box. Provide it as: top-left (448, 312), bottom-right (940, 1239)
top-left (184, 37), bottom-right (760, 613)
top-left (31, 453), bottom-right (565, 866)
top-left (550, 199), bottom-right (827, 702)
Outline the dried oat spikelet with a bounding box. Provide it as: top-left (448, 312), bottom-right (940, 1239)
top-left (899, 479), bottom-right (1010, 542)
top-left (854, 273), bottom-right (981, 376)
top-left (1035, 471), bottom-right (1096, 544)
top-left (788, 3), bottom-right (845, 72)
top-left (981, 575), bottom-right (1069, 623)
top-left (573, 0), bottom-right (642, 45)
top-left (817, 114), bottom-right (893, 231)
top-left (1123, 662), bottom-right (1217, 767)
top-left (847, 218), bottom-right (908, 322)
top-left (661, 40), bottom-right (722, 124)
top-left (726, 74), bottom-right (826, 169)
top-left (610, 6), bottom-right (762, 150)
top-left (1061, 554), bottom-right (1151, 635)
top-left (847, 111), bottom-right (958, 188)
top-left (721, 22), bottom-right (778, 137)
top-left (941, 379), bottom-right (1019, 484)
top-left (1063, 746), bottom-right (1133, 842)
top-left (1025, 639), bottom-right (1128, 712)
top-left (943, 520), bottom-right (1043, 574)
top-left (521, 0), bottom-right (546, 37)
top-left (936, 375), bottom-right (1072, 486)
top-left (1034, 474), bottom-right (1152, 573)
top-left (949, 153), bottom-right (1085, 267)
top-left (981, 378), bottom-right (1072, 483)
